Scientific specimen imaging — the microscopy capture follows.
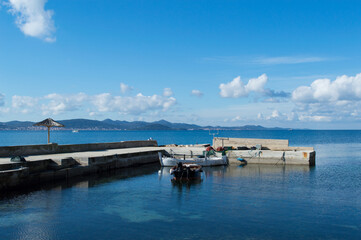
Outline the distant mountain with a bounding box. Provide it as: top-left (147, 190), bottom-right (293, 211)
top-left (132, 123), bottom-right (172, 130)
top-left (0, 118), bottom-right (291, 131)
top-left (152, 119), bottom-right (200, 130)
top-left (4, 121), bottom-right (34, 128)
top-left (59, 119), bottom-right (116, 129)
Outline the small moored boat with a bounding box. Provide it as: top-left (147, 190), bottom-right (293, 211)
top-left (158, 148), bottom-right (228, 167)
top-left (170, 162), bottom-right (202, 181)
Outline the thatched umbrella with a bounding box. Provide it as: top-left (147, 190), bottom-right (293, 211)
top-left (33, 118), bottom-right (64, 144)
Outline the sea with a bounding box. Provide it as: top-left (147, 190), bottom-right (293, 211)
top-left (0, 130), bottom-right (360, 240)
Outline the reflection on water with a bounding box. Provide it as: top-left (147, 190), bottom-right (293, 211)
top-left (0, 157), bottom-right (360, 240)
top-left (160, 163), bottom-right (312, 182)
top-left (1, 163), bottom-right (160, 200)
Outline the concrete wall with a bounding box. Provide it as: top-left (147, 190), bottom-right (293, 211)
top-left (0, 151), bottom-right (159, 191)
top-left (227, 150), bottom-right (315, 166)
top-left (213, 137), bottom-right (289, 149)
top-left (213, 137), bottom-right (314, 151)
top-left (0, 140), bottom-right (158, 157)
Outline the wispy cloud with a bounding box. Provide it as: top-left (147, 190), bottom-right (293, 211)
top-left (0, 93), bottom-right (10, 114)
top-left (12, 95), bottom-right (38, 113)
top-left (203, 55), bottom-right (330, 65)
top-left (0, 93), bottom-right (5, 106)
top-left (191, 89), bottom-right (203, 97)
top-left (163, 88), bottom-right (173, 97)
top-left (120, 83), bottom-right (133, 94)
top-left (253, 56), bottom-right (327, 65)
top-left (5, 0), bottom-right (56, 42)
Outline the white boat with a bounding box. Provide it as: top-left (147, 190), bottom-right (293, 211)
top-left (72, 129), bottom-right (79, 133)
top-left (158, 152), bottom-right (228, 167)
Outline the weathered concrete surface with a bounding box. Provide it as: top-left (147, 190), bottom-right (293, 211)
top-left (227, 149), bottom-right (315, 165)
top-left (0, 140), bottom-right (158, 157)
top-left (0, 146), bottom-right (163, 192)
top-left (213, 137), bottom-right (288, 149)
top-left (213, 137), bottom-right (314, 151)
top-left (0, 147), bottom-right (161, 165)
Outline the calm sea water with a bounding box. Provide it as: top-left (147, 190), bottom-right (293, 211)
top-left (1, 129), bottom-right (361, 146)
top-left (0, 130), bottom-right (360, 239)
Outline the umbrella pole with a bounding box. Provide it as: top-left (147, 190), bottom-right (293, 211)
top-left (47, 127), bottom-right (50, 144)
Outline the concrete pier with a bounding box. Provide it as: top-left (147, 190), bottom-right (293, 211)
top-left (213, 137), bottom-right (315, 166)
top-left (0, 140), bottom-right (161, 191)
top-left (162, 137), bottom-right (316, 166)
top-left (0, 137), bottom-right (315, 192)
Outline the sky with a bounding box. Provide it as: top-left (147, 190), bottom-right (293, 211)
top-left (1, 0), bottom-right (361, 129)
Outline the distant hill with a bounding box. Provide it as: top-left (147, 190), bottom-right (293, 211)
top-left (0, 118), bottom-right (290, 131)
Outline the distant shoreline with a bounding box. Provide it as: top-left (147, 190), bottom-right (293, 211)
top-left (1, 128), bottom-right (360, 131)
top-left (0, 118), bottom-right (294, 131)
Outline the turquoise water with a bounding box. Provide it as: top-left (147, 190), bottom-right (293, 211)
top-left (0, 130), bottom-right (361, 239)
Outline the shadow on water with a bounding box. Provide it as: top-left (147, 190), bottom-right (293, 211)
top-left (0, 163), bottom-right (160, 201)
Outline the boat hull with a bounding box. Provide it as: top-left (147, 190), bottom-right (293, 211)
top-left (158, 152), bottom-right (228, 167)
top-left (170, 163), bottom-right (203, 181)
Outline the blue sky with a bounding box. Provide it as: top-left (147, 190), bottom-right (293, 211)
top-left (1, 0), bottom-right (361, 129)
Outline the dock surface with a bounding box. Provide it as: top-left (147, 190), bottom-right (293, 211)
top-left (0, 146), bottom-right (163, 165)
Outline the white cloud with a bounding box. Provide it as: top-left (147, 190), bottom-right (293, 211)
top-left (219, 76), bottom-right (246, 98)
top-left (231, 116), bottom-right (243, 122)
top-left (120, 83), bottom-right (133, 94)
top-left (89, 111), bottom-right (98, 117)
top-left (291, 73), bottom-right (361, 122)
top-left (92, 93), bottom-right (176, 115)
top-left (6, 0), bottom-right (56, 42)
top-left (191, 89), bottom-right (203, 97)
top-left (246, 74), bottom-right (268, 92)
top-left (219, 74), bottom-right (268, 98)
top-left (256, 109), bottom-right (295, 121)
top-left (12, 95), bottom-right (38, 113)
top-left (266, 110), bottom-right (280, 120)
top-left (163, 88), bottom-right (173, 97)
top-left (298, 115), bottom-right (332, 122)
top-left (292, 73), bottom-right (361, 103)
top-left (8, 89), bottom-right (177, 117)
top-left (41, 93), bottom-right (88, 115)
top-left (0, 93), bottom-right (5, 106)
